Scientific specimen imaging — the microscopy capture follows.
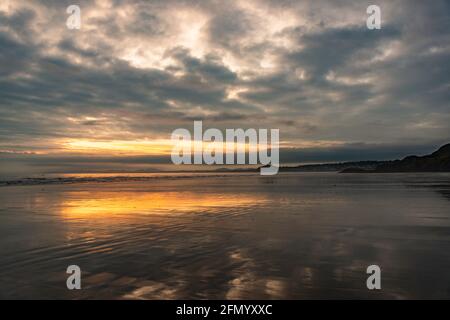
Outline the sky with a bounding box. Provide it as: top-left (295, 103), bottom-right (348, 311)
top-left (0, 0), bottom-right (449, 175)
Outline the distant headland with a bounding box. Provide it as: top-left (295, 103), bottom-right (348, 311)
top-left (259, 143), bottom-right (450, 173)
top-left (341, 143), bottom-right (450, 173)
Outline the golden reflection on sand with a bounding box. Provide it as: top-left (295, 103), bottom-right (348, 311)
top-left (60, 191), bottom-right (262, 219)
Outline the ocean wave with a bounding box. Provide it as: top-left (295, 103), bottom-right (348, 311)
top-left (0, 172), bottom-right (255, 187)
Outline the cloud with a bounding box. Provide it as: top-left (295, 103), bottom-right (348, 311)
top-left (0, 0), bottom-right (449, 173)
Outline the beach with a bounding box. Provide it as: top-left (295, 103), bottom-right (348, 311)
top-left (1, 172), bottom-right (450, 299)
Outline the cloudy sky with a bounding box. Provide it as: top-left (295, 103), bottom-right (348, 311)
top-left (0, 0), bottom-right (449, 174)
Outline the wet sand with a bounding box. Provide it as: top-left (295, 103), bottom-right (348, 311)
top-left (1, 172), bottom-right (450, 299)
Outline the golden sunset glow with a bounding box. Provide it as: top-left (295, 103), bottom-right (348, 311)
top-left (62, 139), bottom-right (175, 155)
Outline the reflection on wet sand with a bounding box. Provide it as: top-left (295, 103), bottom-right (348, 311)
top-left (1, 173), bottom-right (450, 299)
top-left (60, 190), bottom-right (263, 219)
top-left (225, 249), bottom-right (287, 299)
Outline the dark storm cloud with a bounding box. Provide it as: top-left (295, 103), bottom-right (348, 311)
top-left (168, 47), bottom-right (238, 84)
top-left (286, 26), bottom-right (400, 77)
top-left (0, 27), bottom-right (35, 77)
top-left (207, 8), bottom-right (254, 51)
